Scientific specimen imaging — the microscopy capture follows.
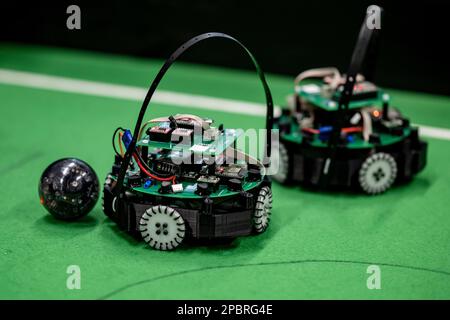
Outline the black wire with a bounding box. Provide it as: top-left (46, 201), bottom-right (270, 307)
top-left (115, 33), bottom-right (274, 194)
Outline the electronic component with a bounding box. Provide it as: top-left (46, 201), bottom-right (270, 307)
top-left (227, 178), bottom-right (243, 191)
top-left (203, 127), bottom-right (219, 141)
top-left (122, 129), bottom-right (133, 148)
top-left (127, 175), bottom-right (142, 187)
top-left (199, 165), bottom-right (208, 175)
top-left (190, 144), bottom-right (209, 153)
top-left (184, 184), bottom-right (197, 193)
top-left (154, 160), bottom-right (178, 175)
top-left (247, 168), bottom-right (261, 182)
top-left (318, 126), bottom-right (333, 142)
top-left (159, 181), bottom-right (172, 194)
top-left (175, 117), bottom-right (210, 131)
top-left (333, 81), bottom-right (379, 102)
top-left (197, 160), bottom-right (216, 176)
top-left (216, 165), bottom-right (245, 179)
top-left (182, 171), bottom-right (199, 182)
top-left (352, 81), bottom-right (378, 97)
top-left (175, 118), bottom-right (196, 129)
top-left (171, 183), bottom-right (184, 193)
top-left (143, 179), bottom-right (152, 189)
top-left (197, 175), bottom-right (220, 191)
top-left (171, 128), bottom-right (194, 145)
top-left (148, 126), bottom-right (173, 142)
top-left (197, 175), bottom-right (217, 184)
top-left (195, 182), bottom-right (211, 196)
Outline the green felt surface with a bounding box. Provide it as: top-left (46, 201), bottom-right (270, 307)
top-left (0, 44), bottom-right (450, 300)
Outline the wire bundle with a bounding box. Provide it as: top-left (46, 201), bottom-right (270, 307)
top-left (112, 127), bottom-right (176, 183)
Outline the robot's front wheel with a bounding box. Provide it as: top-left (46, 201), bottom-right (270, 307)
top-left (359, 152), bottom-right (397, 194)
top-left (139, 205), bottom-right (186, 251)
top-left (253, 186), bottom-right (273, 233)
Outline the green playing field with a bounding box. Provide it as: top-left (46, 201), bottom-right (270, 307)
top-left (0, 44), bottom-right (449, 299)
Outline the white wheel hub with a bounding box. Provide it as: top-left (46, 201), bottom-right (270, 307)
top-left (139, 205), bottom-right (186, 250)
top-left (359, 152), bottom-right (397, 194)
top-left (253, 187), bottom-right (273, 233)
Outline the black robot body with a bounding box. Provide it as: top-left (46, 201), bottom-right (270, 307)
top-left (102, 33), bottom-right (274, 250)
top-left (271, 5), bottom-right (427, 194)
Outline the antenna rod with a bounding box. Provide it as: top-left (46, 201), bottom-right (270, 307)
top-left (329, 5), bottom-right (383, 147)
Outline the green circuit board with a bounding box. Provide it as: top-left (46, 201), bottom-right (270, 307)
top-left (132, 180), bottom-right (262, 199)
top-left (111, 174), bottom-right (263, 199)
top-left (296, 83), bottom-right (389, 111)
top-left (275, 115), bottom-right (412, 149)
top-left (137, 128), bottom-right (244, 156)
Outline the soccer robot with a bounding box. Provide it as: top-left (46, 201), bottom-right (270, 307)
top-left (271, 6), bottom-right (427, 194)
top-left (102, 33), bottom-right (274, 250)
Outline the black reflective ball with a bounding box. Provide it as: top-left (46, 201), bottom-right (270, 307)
top-left (39, 158), bottom-right (100, 220)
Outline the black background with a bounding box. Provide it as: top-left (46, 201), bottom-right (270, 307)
top-left (1, 0), bottom-right (449, 95)
top-left (1, 299), bottom-right (445, 318)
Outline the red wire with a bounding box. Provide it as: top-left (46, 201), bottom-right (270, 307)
top-left (119, 128), bottom-right (175, 183)
top-left (342, 126), bottom-right (363, 133)
top-left (301, 126), bottom-right (363, 134)
top-left (301, 127), bottom-right (320, 134)
top-left (132, 153), bottom-right (176, 183)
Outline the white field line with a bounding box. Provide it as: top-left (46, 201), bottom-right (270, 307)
top-left (0, 69), bottom-right (267, 116)
top-left (417, 125), bottom-right (450, 141)
top-left (0, 68), bottom-right (449, 141)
